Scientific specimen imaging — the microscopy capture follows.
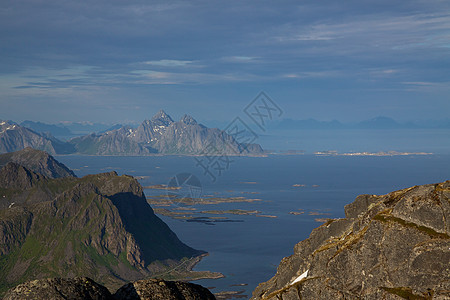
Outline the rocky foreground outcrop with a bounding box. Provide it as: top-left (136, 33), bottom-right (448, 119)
top-left (3, 277), bottom-right (215, 300)
top-left (253, 181), bottom-right (450, 299)
top-left (115, 278), bottom-right (215, 300)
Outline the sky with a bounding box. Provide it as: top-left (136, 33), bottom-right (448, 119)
top-left (1, 0), bottom-right (449, 125)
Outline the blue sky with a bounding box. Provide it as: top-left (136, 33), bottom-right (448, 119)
top-left (1, 0), bottom-right (449, 124)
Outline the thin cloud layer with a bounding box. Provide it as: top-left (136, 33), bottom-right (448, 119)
top-left (0, 0), bottom-right (449, 122)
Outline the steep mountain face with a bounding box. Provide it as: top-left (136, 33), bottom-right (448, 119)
top-left (149, 113), bottom-right (259, 155)
top-left (0, 155), bottom-right (204, 295)
top-left (253, 181), bottom-right (450, 300)
top-left (4, 277), bottom-right (216, 300)
top-left (132, 110), bottom-right (174, 145)
top-left (0, 121), bottom-right (74, 155)
top-left (0, 147), bottom-right (75, 178)
top-left (69, 127), bottom-right (154, 155)
top-left (69, 110), bottom-right (263, 155)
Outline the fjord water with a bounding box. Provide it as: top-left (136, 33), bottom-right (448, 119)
top-left (56, 154), bottom-right (450, 297)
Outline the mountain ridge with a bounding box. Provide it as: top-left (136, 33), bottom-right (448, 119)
top-left (1, 111), bottom-right (264, 156)
top-left (271, 116), bottom-right (450, 130)
top-left (0, 147), bottom-right (76, 178)
top-left (0, 120), bottom-right (75, 155)
top-left (0, 149), bottom-right (205, 295)
top-left (68, 111), bottom-right (263, 156)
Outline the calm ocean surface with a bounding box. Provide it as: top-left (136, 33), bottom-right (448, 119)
top-left (56, 154), bottom-right (450, 297)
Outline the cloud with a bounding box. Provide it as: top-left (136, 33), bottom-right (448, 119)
top-left (281, 70), bottom-right (342, 79)
top-left (143, 60), bottom-right (193, 67)
top-left (271, 12), bottom-right (450, 55)
top-left (221, 56), bottom-right (259, 63)
top-left (401, 81), bottom-right (450, 92)
top-left (1, 0), bottom-right (450, 122)
top-left (130, 69), bottom-right (263, 85)
top-left (402, 82), bottom-right (437, 86)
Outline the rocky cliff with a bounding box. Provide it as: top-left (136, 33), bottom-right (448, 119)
top-left (3, 277), bottom-right (216, 300)
top-left (253, 181), bottom-right (450, 299)
top-left (0, 152), bottom-right (204, 295)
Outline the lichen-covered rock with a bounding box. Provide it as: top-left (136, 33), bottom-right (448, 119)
top-left (3, 277), bottom-right (216, 300)
top-left (114, 278), bottom-right (216, 300)
top-left (252, 181), bottom-right (450, 299)
top-left (3, 277), bottom-right (112, 300)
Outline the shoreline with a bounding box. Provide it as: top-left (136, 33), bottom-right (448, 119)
top-left (53, 151), bottom-right (438, 158)
top-left (186, 253), bottom-right (225, 281)
top-left (149, 253), bottom-right (224, 282)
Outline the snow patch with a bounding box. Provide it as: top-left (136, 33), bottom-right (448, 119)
top-left (8, 202), bottom-right (15, 209)
top-left (291, 270), bottom-right (308, 285)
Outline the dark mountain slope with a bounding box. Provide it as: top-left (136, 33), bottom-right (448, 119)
top-left (0, 158), bottom-right (203, 295)
top-left (0, 147), bottom-right (75, 178)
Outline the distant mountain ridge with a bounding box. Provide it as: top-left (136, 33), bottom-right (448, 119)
top-left (271, 116), bottom-right (450, 130)
top-left (65, 110), bottom-right (264, 155)
top-left (20, 121), bottom-right (73, 138)
top-left (0, 120), bottom-right (75, 155)
top-left (1, 111), bottom-right (264, 156)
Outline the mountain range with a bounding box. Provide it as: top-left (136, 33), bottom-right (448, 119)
top-left (14, 116), bottom-right (450, 146)
top-left (0, 111), bottom-right (264, 156)
top-left (271, 116), bottom-right (450, 130)
top-left (0, 148), bottom-right (204, 295)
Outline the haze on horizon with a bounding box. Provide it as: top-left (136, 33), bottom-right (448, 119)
top-left (1, 0), bottom-right (449, 124)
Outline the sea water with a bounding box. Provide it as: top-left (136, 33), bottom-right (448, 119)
top-left (56, 154), bottom-right (450, 297)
